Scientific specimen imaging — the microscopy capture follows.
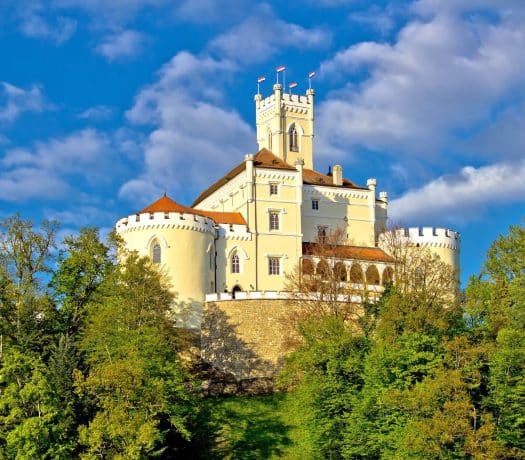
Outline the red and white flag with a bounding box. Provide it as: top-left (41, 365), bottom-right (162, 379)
top-left (308, 71), bottom-right (316, 78)
top-left (276, 65), bottom-right (286, 72)
top-left (257, 76), bottom-right (266, 83)
top-left (289, 81), bottom-right (298, 88)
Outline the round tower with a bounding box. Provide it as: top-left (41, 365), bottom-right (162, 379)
top-left (380, 227), bottom-right (460, 277)
top-left (115, 196), bottom-right (216, 329)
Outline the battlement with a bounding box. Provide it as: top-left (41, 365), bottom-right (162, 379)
top-left (390, 227), bottom-right (460, 250)
top-left (116, 211), bottom-right (216, 235)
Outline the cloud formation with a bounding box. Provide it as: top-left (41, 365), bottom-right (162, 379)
top-left (20, 12), bottom-right (77, 44)
top-left (390, 160), bottom-right (525, 224)
top-left (0, 129), bottom-right (111, 202)
top-left (209, 6), bottom-right (330, 64)
top-left (0, 82), bottom-right (46, 123)
top-left (317, 4), bottom-right (525, 162)
top-left (96, 30), bottom-right (148, 61)
top-left (122, 52), bottom-right (253, 204)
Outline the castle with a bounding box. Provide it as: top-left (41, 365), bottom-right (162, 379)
top-left (115, 81), bottom-right (460, 382)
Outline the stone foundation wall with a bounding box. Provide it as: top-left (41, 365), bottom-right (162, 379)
top-left (201, 299), bottom-right (301, 381)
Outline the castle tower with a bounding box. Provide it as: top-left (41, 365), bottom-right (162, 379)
top-left (255, 84), bottom-right (315, 169)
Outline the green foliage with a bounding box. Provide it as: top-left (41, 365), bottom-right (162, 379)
top-left (0, 217), bottom-right (195, 458)
top-left (76, 252), bottom-right (194, 458)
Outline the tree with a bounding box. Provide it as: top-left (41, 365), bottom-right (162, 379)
top-left (466, 224), bottom-right (525, 455)
top-left (0, 215), bottom-right (59, 352)
top-left (280, 226), bottom-right (508, 459)
top-left (76, 252), bottom-right (195, 458)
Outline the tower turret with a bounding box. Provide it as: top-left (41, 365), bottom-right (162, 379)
top-left (255, 83), bottom-right (315, 169)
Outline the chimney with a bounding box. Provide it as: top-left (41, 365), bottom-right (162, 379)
top-left (333, 165), bottom-right (343, 186)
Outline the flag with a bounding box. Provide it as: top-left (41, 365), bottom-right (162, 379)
top-left (309, 71), bottom-right (316, 78)
top-left (276, 65), bottom-right (286, 72)
top-left (257, 76), bottom-right (266, 83)
top-left (289, 82), bottom-right (298, 88)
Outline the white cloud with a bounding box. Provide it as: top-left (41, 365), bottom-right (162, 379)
top-left (122, 51), bottom-right (254, 204)
top-left (0, 82), bottom-right (46, 123)
top-left (175, 0), bottom-right (250, 24)
top-left (0, 168), bottom-right (69, 202)
top-left (412, 0), bottom-right (525, 16)
top-left (96, 30), bottom-right (148, 61)
top-left (78, 105), bottom-right (113, 121)
top-left (0, 129), bottom-right (112, 202)
top-left (316, 6), bottom-right (525, 163)
top-left (209, 6), bottom-right (331, 64)
top-left (45, 205), bottom-right (116, 227)
top-left (20, 12), bottom-right (76, 44)
top-left (389, 160), bottom-right (525, 224)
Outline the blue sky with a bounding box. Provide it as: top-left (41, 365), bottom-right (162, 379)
top-left (1, 0), bottom-right (524, 285)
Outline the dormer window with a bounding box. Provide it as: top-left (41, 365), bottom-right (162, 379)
top-left (289, 124), bottom-right (299, 152)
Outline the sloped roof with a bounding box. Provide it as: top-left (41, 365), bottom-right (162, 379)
top-left (191, 148), bottom-right (295, 207)
top-left (191, 148), bottom-right (369, 207)
top-left (138, 195), bottom-right (246, 226)
top-left (303, 168), bottom-right (365, 189)
top-left (302, 242), bottom-right (394, 263)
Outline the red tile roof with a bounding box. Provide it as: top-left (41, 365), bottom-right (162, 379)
top-left (303, 242), bottom-right (394, 263)
top-left (303, 169), bottom-right (365, 189)
top-left (137, 195), bottom-right (246, 226)
top-left (191, 148), bottom-right (295, 206)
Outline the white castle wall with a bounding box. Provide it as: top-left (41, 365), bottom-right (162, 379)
top-left (116, 211), bottom-right (216, 329)
top-left (381, 227), bottom-right (460, 274)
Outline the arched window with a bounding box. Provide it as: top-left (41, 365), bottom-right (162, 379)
top-left (350, 264), bottom-right (364, 283)
top-left (152, 241), bottom-right (161, 264)
top-left (231, 253), bottom-right (240, 273)
top-left (289, 124), bottom-right (299, 152)
top-left (366, 265), bottom-right (380, 285)
top-left (334, 262), bottom-right (347, 282)
top-left (268, 128), bottom-right (272, 151)
top-left (302, 258), bottom-right (314, 276)
top-left (316, 259), bottom-right (331, 279)
top-left (382, 267), bottom-right (394, 285)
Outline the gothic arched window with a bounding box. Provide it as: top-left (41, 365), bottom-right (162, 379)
top-left (152, 241), bottom-right (161, 264)
top-left (289, 124), bottom-right (299, 152)
top-left (231, 253), bottom-right (240, 273)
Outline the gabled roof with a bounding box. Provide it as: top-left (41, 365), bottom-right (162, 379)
top-left (302, 242), bottom-right (394, 263)
top-left (138, 195), bottom-right (246, 226)
top-left (191, 148), bottom-right (295, 206)
top-left (191, 147), bottom-right (367, 207)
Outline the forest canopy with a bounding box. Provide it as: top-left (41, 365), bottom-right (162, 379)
top-left (0, 215), bottom-right (523, 459)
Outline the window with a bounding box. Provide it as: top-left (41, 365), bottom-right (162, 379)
top-left (269, 211), bottom-right (280, 231)
top-left (269, 182), bottom-right (278, 195)
top-left (289, 124), bottom-right (299, 152)
top-left (269, 257), bottom-right (280, 275)
top-left (317, 225), bottom-right (328, 244)
top-left (231, 253), bottom-right (240, 273)
top-left (152, 242), bottom-right (161, 264)
top-left (311, 199), bottom-right (319, 210)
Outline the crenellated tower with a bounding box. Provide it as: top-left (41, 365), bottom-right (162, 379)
top-left (254, 84), bottom-right (315, 169)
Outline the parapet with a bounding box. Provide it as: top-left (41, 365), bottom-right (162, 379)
top-left (386, 227), bottom-right (460, 250)
top-left (115, 210), bottom-right (216, 235)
